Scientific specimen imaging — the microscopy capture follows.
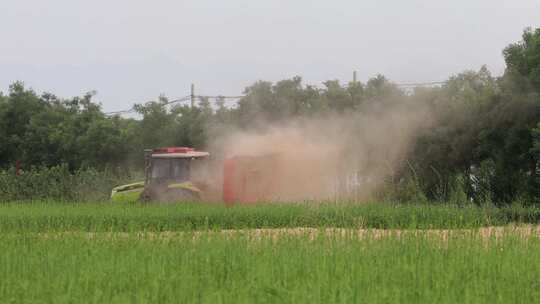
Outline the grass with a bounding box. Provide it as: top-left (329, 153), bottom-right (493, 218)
top-left (0, 232), bottom-right (539, 303)
top-left (0, 201), bottom-right (539, 232)
top-left (1, 201), bottom-right (539, 303)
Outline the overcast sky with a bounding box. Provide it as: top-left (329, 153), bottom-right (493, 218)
top-left (1, 0), bottom-right (539, 112)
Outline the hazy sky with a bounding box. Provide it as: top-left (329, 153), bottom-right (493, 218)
top-left (1, 0), bottom-right (539, 112)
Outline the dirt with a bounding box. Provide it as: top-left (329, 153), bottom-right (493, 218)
top-left (32, 225), bottom-right (540, 241)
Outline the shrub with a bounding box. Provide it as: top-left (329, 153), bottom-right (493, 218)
top-left (0, 165), bottom-right (140, 202)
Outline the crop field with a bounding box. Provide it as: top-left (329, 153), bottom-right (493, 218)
top-left (2, 201), bottom-right (540, 232)
top-left (1, 202), bottom-right (540, 303)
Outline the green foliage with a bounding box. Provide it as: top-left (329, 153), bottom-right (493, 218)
top-left (1, 28), bottom-right (540, 205)
top-left (409, 28), bottom-right (540, 204)
top-left (0, 85), bottom-right (133, 169)
top-left (0, 166), bottom-right (138, 202)
top-left (503, 27), bottom-right (540, 90)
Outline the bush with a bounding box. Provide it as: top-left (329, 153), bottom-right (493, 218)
top-left (0, 165), bottom-right (140, 202)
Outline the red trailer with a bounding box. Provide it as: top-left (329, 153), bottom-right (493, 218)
top-left (222, 154), bottom-right (281, 205)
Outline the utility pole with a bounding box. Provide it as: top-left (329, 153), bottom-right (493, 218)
top-left (190, 83), bottom-right (195, 108)
top-left (351, 71), bottom-right (358, 106)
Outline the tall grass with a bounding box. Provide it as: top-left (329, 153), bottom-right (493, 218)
top-left (0, 232), bottom-right (538, 303)
top-left (1, 202), bottom-right (539, 232)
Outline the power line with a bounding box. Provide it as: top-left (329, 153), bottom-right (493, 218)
top-left (104, 94), bottom-right (242, 116)
top-left (197, 95), bottom-right (245, 99)
top-left (104, 80), bottom-right (447, 116)
top-left (104, 95), bottom-right (192, 116)
top-left (396, 81), bottom-right (447, 87)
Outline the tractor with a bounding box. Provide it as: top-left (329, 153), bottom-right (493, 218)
top-left (111, 147), bottom-right (210, 203)
top-left (111, 146), bottom-right (284, 204)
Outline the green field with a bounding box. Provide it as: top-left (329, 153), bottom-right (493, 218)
top-left (1, 201), bottom-right (540, 232)
top-left (1, 202), bottom-right (540, 303)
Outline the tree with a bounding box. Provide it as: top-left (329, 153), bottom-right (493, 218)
top-left (503, 27), bottom-right (540, 91)
top-left (0, 82), bottom-right (45, 167)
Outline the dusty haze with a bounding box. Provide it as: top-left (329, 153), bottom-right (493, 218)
top-left (205, 99), bottom-right (433, 202)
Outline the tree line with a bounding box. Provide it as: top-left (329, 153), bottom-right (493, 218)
top-left (1, 28), bottom-right (539, 204)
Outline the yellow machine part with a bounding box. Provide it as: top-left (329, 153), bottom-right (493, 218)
top-left (111, 181), bottom-right (201, 203)
top-left (167, 182), bottom-right (201, 193)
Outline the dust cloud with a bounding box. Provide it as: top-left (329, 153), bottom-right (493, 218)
top-left (205, 99), bottom-right (434, 202)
